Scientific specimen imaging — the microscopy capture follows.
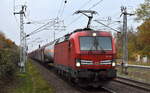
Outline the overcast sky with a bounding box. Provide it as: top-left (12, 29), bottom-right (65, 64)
top-left (0, 0), bottom-right (144, 51)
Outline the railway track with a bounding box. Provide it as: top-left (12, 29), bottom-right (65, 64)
top-left (32, 60), bottom-right (117, 93)
top-left (32, 59), bottom-right (150, 93)
top-left (101, 87), bottom-right (117, 93)
top-left (73, 85), bottom-right (116, 93)
top-left (115, 76), bottom-right (150, 92)
top-left (52, 66), bottom-right (116, 93)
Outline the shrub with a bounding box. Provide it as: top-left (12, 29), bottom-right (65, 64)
top-left (0, 48), bottom-right (19, 92)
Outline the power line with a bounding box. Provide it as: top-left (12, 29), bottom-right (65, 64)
top-left (26, 18), bottom-right (65, 38)
top-left (26, 21), bottom-right (55, 37)
top-left (94, 20), bottom-right (120, 32)
top-left (63, 0), bottom-right (93, 21)
top-left (67, 15), bottom-right (82, 27)
top-left (88, 0), bottom-right (103, 10)
top-left (60, 0), bottom-right (67, 18)
top-left (67, 0), bottom-right (103, 28)
top-left (57, 0), bottom-right (67, 18)
top-left (79, 0), bottom-right (93, 9)
top-left (57, 0), bottom-right (64, 18)
top-left (13, 0), bottom-right (15, 12)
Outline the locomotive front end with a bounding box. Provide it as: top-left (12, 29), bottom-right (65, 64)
top-left (71, 30), bottom-right (117, 81)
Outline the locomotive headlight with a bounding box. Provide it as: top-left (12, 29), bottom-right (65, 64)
top-left (76, 59), bottom-right (81, 67)
top-left (92, 33), bottom-right (97, 36)
top-left (76, 62), bottom-right (81, 67)
top-left (112, 62), bottom-right (116, 67)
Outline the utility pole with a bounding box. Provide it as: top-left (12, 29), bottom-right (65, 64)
top-left (24, 32), bottom-right (27, 63)
top-left (14, 5), bottom-right (27, 72)
top-left (121, 6), bottom-right (134, 74)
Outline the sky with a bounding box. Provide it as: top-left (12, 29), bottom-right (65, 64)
top-left (0, 0), bottom-right (144, 51)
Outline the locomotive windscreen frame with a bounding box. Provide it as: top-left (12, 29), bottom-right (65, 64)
top-left (79, 36), bottom-right (112, 51)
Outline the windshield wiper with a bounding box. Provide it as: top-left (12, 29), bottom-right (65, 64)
top-left (88, 37), bottom-right (98, 54)
top-left (98, 45), bottom-right (106, 53)
top-left (88, 37), bottom-right (106, 54)
top-left (97, 38), bottom-right (106, 53)
top-left (88, 38), bottom-right (97, 53)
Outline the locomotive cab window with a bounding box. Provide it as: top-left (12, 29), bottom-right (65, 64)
top-left (79, 36), bottom-right (112, 51)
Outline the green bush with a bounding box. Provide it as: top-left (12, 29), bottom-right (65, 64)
top-left (0, 48), bottom-right (19, 85)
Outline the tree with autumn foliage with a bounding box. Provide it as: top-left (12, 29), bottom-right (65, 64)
top-left (135, 0), bottom-right (150, 57)
top-left (115, 27), bottom-right (138, 60)
top-left (0, 31), bottom-right (19, 93)
top-left (0, 32), bottom-right (17, 49)
top-left (135, 0), bottom-right (150, 21)
top-left (137, 19), bottom-right (150, 56)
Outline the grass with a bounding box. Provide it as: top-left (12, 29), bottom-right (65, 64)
top-left (116, 59), bottom-right (150, 83)
top-left (117, 66), bottom-right (150, 84)
top-left (13, 60), bottom-right (54, 93)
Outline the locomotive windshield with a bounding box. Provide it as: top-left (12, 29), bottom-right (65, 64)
top-left (80, 36), bottom-right (112, 51)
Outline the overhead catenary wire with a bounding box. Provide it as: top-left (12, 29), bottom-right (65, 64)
top-left (57, 0), bottom-right (68, 18)
top-left (67, 0), bottom-right (103, 27)
top-left (26, 21), bottom-right (55, 37)
top-left (79, 0), bottom-right (93, 9)
top-left (94, 20), bottom-right (120, 32)
top-left (56, 0), bottom-right (64, 18)
top-left (13, 0), bottom-right (16, 12)
top-left (59, 0), bottom-right (67, 18)
top-left (88, 0), bottom-right (103, 10)
top-left (63, 0), bottom-right (93, 21)
top-left (26, 18), bottom-right (65, 37)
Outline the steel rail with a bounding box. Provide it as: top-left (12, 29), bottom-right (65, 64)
top-left (117, 64), bottom-right (150, 69)
top-left (128, 64), bottom-right (150, 69)
top-left (101, 87), bottom-right (117, 93)
top-left (115, 76), bottom-right (150, 92)
top-left (76, 86), bottom-right (116, 93)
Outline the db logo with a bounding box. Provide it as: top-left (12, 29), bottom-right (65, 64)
top-left (95, 61), bottom-right (99, 64)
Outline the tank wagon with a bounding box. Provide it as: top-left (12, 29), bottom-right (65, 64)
top-left (29, 28), bottom-right (117, 86)
top-left (29, 40), bottom-right (56, 63)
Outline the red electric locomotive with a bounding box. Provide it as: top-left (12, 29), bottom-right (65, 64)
top-left (29, 28), bottom-right (117, 86)
top-left (54, 28), bottom-right (117, 86)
